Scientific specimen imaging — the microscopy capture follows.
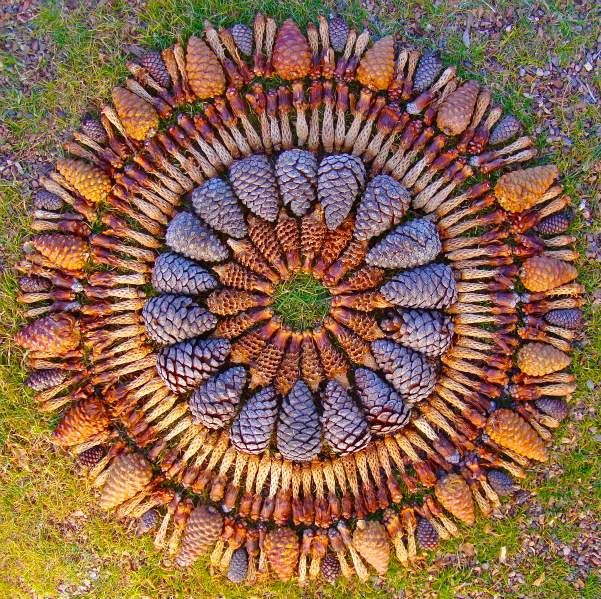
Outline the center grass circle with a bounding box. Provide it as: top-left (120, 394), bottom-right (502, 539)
top-left (271, 272), bottom-right (331, 331)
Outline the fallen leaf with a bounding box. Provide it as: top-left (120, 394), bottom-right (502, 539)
top-left (533, 572), bottom-right (545, 586)
top-left (499, 545), bottom-right (507, 563)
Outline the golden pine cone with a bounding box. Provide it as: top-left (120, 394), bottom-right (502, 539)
top-left (265, 526), bottom-right (300, 581)
top-left (212, 262), bottom-right (272, 293)
top-left (356, 36), bottom-right (395, 91)
top-left (231, 321), bottom-right (278, 364)
top-left (352, 520), bottom-right (390, 575)
top-left (56, 158), bottom-right (112, 204)
top-left (112, 86), bottom-right (158, 141)
top-left (324, 318), bottom-right (375, 367)
top-left (249, 329), bottom-right (289, 388)
top-left (434, 473), bottom-right (475, 525)
top-left (520, 255), bottom-right (577, 292)
top-left (486, 409), bottom-right (548, 461)
top-left (31, 233), bottom-right (88, 271)
top-left (214, 308), bottom-right (271, 339)
top-left (99, 452), bottom-right (153, 510)
top-left (271, 19), bottom-right (311, 81)
top-left (228, 238), bottom-right (278, 283)
top-left (274, 333), bottom-right (302, 395)
top-left (186, 36), bottom-right (226, 99)
top-left (330, 307), bottom-right (384, 341)
top-left (517, 342), bottom-right (570, 376)
top-left (300, 205), bottom-right (327, 267)
top-left (206, 288), bottom-right (270, 316)
top-left (436, 80), bottom-right (480, 136)
top-left (247, 215), bottom-right (287, 274)
top-left (318, 216), bottom-right (354, 269)
top-left (15, 313), bottom-right (80, 355)
top-left (53, 397), bottom-right (110, 446)
top-left (333, 265), bottom-right (385, 294)
top-left (313, 327), bottom-right (349, 381)
top-left (176, 504), bottom-right (223, 567)
top-left (494, 165), bottom-right (559, 212)
top-left (300, 333), bottom-right (325, 392)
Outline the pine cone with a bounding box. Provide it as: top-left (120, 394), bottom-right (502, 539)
top-left (489, 114), bottom-right (522, 146)
top-left (265, 526), bottom-right (300, 581)
top-left (215, 308), bottom-right (272, 340)
top-left (354, 174), bottom-right (410, 241)
top-left (56, 158), bottom-right (112, 204)
top-left (356, 36), bottom-right (395, 91)
top-left (33, 189), bottom-right (63, 211)
top-left (78, 445), bottom-right (106, 469)
top-left (485, 409), bottom-right (547, 461)
top-left (331, 307), bottom-right (384, 341)
top-left (272, 19), bottom-right (311, 81)
top-left (366, 219), bottom-right (442, 269)
top-left (99, 453), bottom-right (153, 510)
top-left (380, 263), bottom-right (457, 309)
top-left (325, 318), bottom-right (375, 367)
top-left (176, 504), bottom-right (223, 567)
top-left (516, 342), bottom-right (570, 376)
top-left (227, 547), bottom-right (249, 583)
top-left (535, 398), bottom-right (568, 421)
top-left (319, 216), bottom-right (354, 269)
top-left (189, 366), bottom-right (247, 429)
top-left (276, 380), bottom-right (322, 462)
top-left (142, 294), bottom-right (217, 344)
top-left (371, 339), bottom-right (438, 404)
top-left (53, 397), bottom-right (109, 446)
top-left (25, 368), bottom-right (67, 391)
top-left (80, 115), bottom-right (107, 145)
top-left (352, 520), bottom-right (390, 575)
top-left (206, 288), bottom-right (270, 316)
top-left (230, 323), bottom-right (275, 364)
top-left (112, 86), bottom-right (158, 141)
top-left (19, 275), bottom-right (51, 293)
top-left (321, 380), bottom-right (371, 456)
top-left (534, 208), bottom-right (573, 236)
top-left (416, 517), bottom-right (439, 550)
top-left (301, 205), bottom-right (327, 266)
top-left (486, 469), bottom-right (515, 496)
top-left (213, 262), bottom-right (272, 293)
top-left (165, 212), bottom-right (228, 263)
top-left (276, 209), bottom-right (301, 269)
top-left (249, 329), bottom-right (289, 388)
top-left (246, 214), bottom-right (287, 273)
top-left (520, 255), bottom-right (576, 292)
top-left (156, 337), bottom-right (230, 393)
top-left (31, 233), bottom-right (88, 271)
top-left (229, 155), bottom-right (280, 222)
top-left (494, 165), bottom-right (559, 213)
top-left (275, 149), bottom-right (318, 216)
top-left (321, 552), bottom-right (341, 583)
top-left (140, 50), bottom-right (171, 88)
top-left (434, 473), bottom-right (475, 525)
top-left (152, 251), bottom-right (218, 295)
top-left (274, 333), bottom-right (302, 395)
top-left (413, 51), bottom-right (444, 93)
top-left (230, 386), bottom-right (278, 454)
top-left (191, 178), bottom-right (247, 239)
top-left (354, 367), bottom-right (411, 435)
top-left (332, 265), bottom-right (385, 295)
top-left (436, 80), bottom-right (480, 136)
top-left (228, 238), bottom-right (279, 283)
top-left (136, 508), bottom-right (159, 536)
top-left (300, 333), bottom-right (325, 391)
top-left (186, 36), bottom-right (226, 99)
top-left (328, 14), bottom-right (349, 52)
top-left (312, 327), bottom-right (349, 382)
top-left (230, 23), bottom-right (253, 56)
top-left (15, 313), bottom-right (80, 355)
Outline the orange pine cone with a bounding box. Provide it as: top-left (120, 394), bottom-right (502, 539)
top-left (352, 520), bottom-right (390, 575)
top-left (31, 233), bottom-right (88, 271)
top-left (517, 342), bottom-right (570, 376)
top-left (186, 36), bottom-right (226, 99)
top-left (214, 308), bottom-right (272, 339)
top-left (356, 36), bottom-right (395, 91)
top-left (212, 262), bottom-right (272, 293)
top-left (265, 526), bottom-right (300, 581)
top-left (274, 332), bottom-right (302, 395)
top-left (15, 313), bottom-right (80, 355)
top-left (300, 332), bottom-right (325, 392)
top-left (312, 327), bottom-right (349, 383)
top-left (486, 408), bottom-right (548, 461)
top-left (112, 86), bottom-right (159, 141)
top-left (249, 328), bottom-right (289, 388)
top-left (520, 255), bottom-right (577, 292)
top-left (436, 80), bottom-right (480, 136)
top-left (494, 165), bottom-right (559, 212)
top-left (434, 473), bottom-right (475, 525)
top-left (53, 397), bottom-right (110, 446)
top-left (99, 452), bottom-right (153, 510)
top-left (56, 158), bottom-right (112, 203)
top-left (206, 288), bottom-right (270, 316)
top-left (271, 20), bottom-right (311, 81)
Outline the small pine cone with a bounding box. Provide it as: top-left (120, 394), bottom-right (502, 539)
top-left (176, 504), bottom-right (223, 567)
top-left (191, 178), bottom-right (247, 239)
top-left (413, 51), bottom-right (444, 93)
top-left (265, 527), bottom-right (300, 582)
top-left (380, 263), bottom-right (457, 309)
top-left (354, 367), bottom-right (411, 435)
top-left (99, 453), bottom-right (153, 510)
top-left (366, 219), bottom-right (442, 269)
top-left (520, 255), bottom-right (576, 292)
top-left (78, 445), bottom-right (106, 469)
top-left (53, 397), bottom-right (110, 446)
top-left (213, 262), bottom-right (271, 293)
top-left (206, 288), bottom-right (269, 316)
top-left (80, 115), bottom-right (107, 145)
top-left (19, 275), bottom-right (51, 293)
top-left (229, 155), bottom-right (280, 222)
top-left (489, 114), bottom-right (522, 146)
top-left (494, 165), bottom-right (559, 213)
top-left (434, 473), bottom-right (475, 525)
top-left (380, 309), bottom-right (454, 357)
top-left (15, 313), bottom-right (80, 355)
top-left (321, 380), bottom-right (371, 456)
top-left (318, 154), bottom-right (366, 230)
top-left (140, 50), bottom-right (171, 88)
top-left (272, 19), bottom-right (312, 81)
top-left (436, 80), bottom-right (480, 136)
top-left (321, 552), bottom-right (341, 583)
top-left (228, 238), bottom-right (279, 282)
top-left (276, 209), bottom-right (301, 267)
top-left (112, 86), bottom-right (158, 141)
top-left (31, 233), bottom-right (88, 271)
top-left (325, 319), bottom-right (374, 367)
top-left (33, 189), bottom-right (63, 211)
top-left (56, 158), bottom-right (111, 204)
top-left (324, 239), bottom-right (369, 286)
top-left (352, 520), bottom-right (390, 575)
top-left (335, 265), bottom-right (386, 294)
top-left (215, 308), bottom-right (271, 340)
top-left (416, 518), bottom-right (439, 550)
top-left (136, 508), bottom-right (159, 536)
top-left (486, 469), bottom-right (515, 496)
top-left (516, 342), bottom-right (570, 376)
top-left (371, 339), bottom-right (438, 404)
top-left (250, 329), bottom-right (289, 388)
top-left (356, 36), bottom-right (395, 91)
top-left (313, 327), bottom-right (349, 381)
top-left (354, 175), bottom-right (410, 241)
top-left (230, 23), bottom-right (253, 56)
top-left (230, 386), bottom-right (278, 454)
top-left (274, 333), bottom-right (302, 395)
top-left (166, 212), bottom-right (228, 263)
top-left (152, 251), bottom-right (218, 295)
top-left (331, 308), bottom-right (384, 341)
top-left (246, 214), bottom-right (286, 272)
top-left (231, 324), bottom-right (273, 364)
top-left (276, 380), bottom-right (322, 462)
top-left (534, 208), bottom-right (573, 236)
top-left (535, 398), bottom-right (569, 421)
top-left (25, 368), bottom-right (67, 391)
top-left (485, 408), bottom-right (548, 461)
top-left (227, 547), bottom-right (249, 583)
top-left (328, 14), bottom-right (349, 52)
top-left (275, 149), bottom-right (318, 216)
top-left (142, 294), bottom-right (217, 345)
top-left (300, 333), bottom-right (325, 392)
top-left (301, 205), bottom-right (327, 265)
top-left (319, 216), bottom-right (355, 268)
top-left (156, 337), bottom-right (230, 393)
top-left (189, 366), bottom-right (247, 429)
top-left (186, 36), bottom-right (226, 99)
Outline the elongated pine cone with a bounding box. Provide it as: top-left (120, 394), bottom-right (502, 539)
top-left (489, 114), bottom-right (522, 145)
top-left (494, 165), bottom-right (559, 212)
top-left (31, 233), bottom-right (88, 271)
top-left (352, 520), bottom-right (390, 575)
top-left (486, 409), bottom-right (548, 461)
top-left (176, 505), bottom-right (223, 567)
top-left (166, 212), bottom-right (228, 263)
top-left (276, 149), bottom-right (318, 216)
top-left (140, 50), bottom-right (171, 88)
top-left (25, 368), bottom-right (67, 391)
top-left (520, 255), bottom-right (576, 292)
top-left (436, 80), bottom-right (480, 136)
top-left (99, 453), bottom-right (153, 510)
top-left (53, 397), bottom-right (109, 446)
top-left (265, 527), bottom-right (300, 581)
top-left (272, 20), bottom-right (311, 80)
top-left (413, 51), bottom-right (443, 93)
top-left (434, 473), bottom-right (475, 525)
top-left (356, 36), bottom-right (395, 91)
top-left (112, 87), bottom-right (158, 141)
top-left (56, 158), bottom-right (112, 203)
top-left (186, 36), bottom-right (226, 99)
top-left (517, 342), bottom-right (570, 376)
top-left (15, 312), bottom-right (80, 354)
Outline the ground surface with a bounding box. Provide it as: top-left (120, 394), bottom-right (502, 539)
top-left (0, 1), bottom-right (600, 597)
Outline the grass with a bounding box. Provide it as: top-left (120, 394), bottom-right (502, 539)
top-left (0, 0), bottom-right (600, 597)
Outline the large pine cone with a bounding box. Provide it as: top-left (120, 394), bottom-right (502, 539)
top-left (434, 473), bottom-right (475, 525)
top-left (165, 212), bottom-right (228, 262)
top-left (520, 255), bottom-right (576, 292)
top-left (186, 36), bottom-right (226, 99)
top-left (112, 86), bottom-right (158, 141)
top-left (152, 251), bottom-right (217, 295)
top-left (265, 527), bottom-right (300, 581)
top-left (352, 520), bottom-right (390, 575)
top-left (272, 19), bottom-right (311, 80)
top-left (53, 397), bottom-right (109, 446)
top-left (56, 158), bottom-right (112, 204)
top-left (15, 312), bottom-right (80, 355)
top-left (494, 165), bottom-right (559, 213)
top-left (31, 233), bottom-right (88, 271)
top-left (275, 149), bottom-right (318, 216)
top-left (356, 36), bottom-right (395, 91)
top-left (413, 51), bottom-right (444, 93)
top-left (517, 342), bottom-right (570, 376)
top-left (486, 409), bottom-right (548, 461)
top-left (99, 453), bottom-right (153, 510)
top-left (436, 80), bottom-right (480, 136)
top-left (176, 504), bottom-right (223, 567)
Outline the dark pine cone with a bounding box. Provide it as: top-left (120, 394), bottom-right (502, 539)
top-left (80, 114), bottom-right (107, 144)
top-left (534, 208), bottom-right (573, 236)
top-left (489, 114), bottom-right (522, 146)
top-left (231, 23), bottom-right (253, 56)
top-left (136, 508), bottom-right (159, 536)
top-left (165, 212), bottom-right (228, 263)
top-left (19, 275), bottom-right (51, 293)
top-left (413, 51), bottom-right (444, 94)
top-left (275, 149), bottom-right (318, 216)
top-left (227, 547), bottom-right (249, 583)
top-left (230, 386), bottom-right (278, 454)
top-left (321, 552), bottom-right (341, 583)
top-left (328, 14), bottom-right (349, 53)
top-left (535, 398), bottom-right (569, 421)
top-left (416, 517), bottom-right (439, 550)
top-left (486, 469), bottom-right (515, 496)
top-left (33, 190), bottom-right (63, 211)
top-left (25, 368), bottom-right (67, 391)
top-left (544, 308), bottom-right (582, 330)
top-left (140, 50), bottom-right (171, 88)
top-left (152, 251), bottom-right (218, 295)
top-left (78, 445), bottom-right (107, 469)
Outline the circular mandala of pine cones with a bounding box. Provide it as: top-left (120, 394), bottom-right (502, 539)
top-left (16, 13), bottom-right (583, 586)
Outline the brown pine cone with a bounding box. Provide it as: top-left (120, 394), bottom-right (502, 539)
top-left (186, 36), bottom-right (226, 99)
top-left (214, 308), bottom-right (272, 340)
top-left (15, 313), bottom-right (80, 355)
top-left (300, 205), bottom-right (327, 267)
top-left (489, 114), bottom-right (522, 146)
top-left (230, 386), bottom-right (278, 454)
top-left (416, 517), bottom-right (439, 550)
top-left (265, 526), bottom-right (300, 581)
top-left (330, 307), bottom-right (384, 341)
top-left (485, 409), bottom-right (548, 461)
top-left (206, 288), bottom-right (270, 316)
top-left (356, 36), bottom-right (395, 91)
top-left (30, 233), bottom-right (88, 271)
top-left (246, 214), bottom-right (287, 274)
top-left (324, 318), bottom-right (375, 367)
top-left (434, 473), bottom-right (475, 525)
top-left (275, 149), bottom-right (318, 216)
top-left (80, 115), bottom-right (107, 145)
top-left (112, 86), bottom-right (158, 141)
top-left (99, 453), bottom-right (153, 510)
top-left (313, 327), bottom-right (349, 382)
top-left (53, 397), bottom-right (110, 446)
top-left (413, 51), bottom-right (444, 93)
top-left (436, 80), bottom-right (480, 136)
top-left (275, 209), bottom-right (301, 269)
top-left (56, 158), bottom-right (112, 204)
top-left (333, 265), bottom-right (386, 294)
top-left (352, 520), bottom-right (390, 575)
top-left (494, 165), bottom-right (559, 213)
top-left (274, 333), bottom-right (302, 395)
top-left (166, 212), bottom-right (228, 263)
top-left (318, 216), bottom-right (354, 269)
top-left (213, 263), bottom-right (271, 293)
top-left (271, 20), bottom-right (311, 81)
top-left (300, 333), bottom-right (325, 391)
top-left (516, 342), bottom-right (570, 376)
top-left (33, 189), bottom-right (63, 211)
top-left (520, 255), bottom-right (576, 292)
top-left (140, 50), bottom-right (171, 88)
top-left (176, 504), bottom-right (223, 567)
top-left (249, 328), bottom-right (289, 388)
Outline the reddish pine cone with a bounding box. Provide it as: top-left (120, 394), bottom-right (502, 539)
top-left (56, 158), bottom-right (112, 203)
top-left (356, 36), bottom-right (395, 91)
top-left (272, 20), bottom-right (311, 80)
top-left (15, 313), bottom-right (80, 355)
top-left (434, 473), bottom-right (475, 525)
top-left (352, 520), bottom-right (390, 575)
top-left (99, 453), bottom-right (153, 510)
top-left (265, 526), bottom-right (300, 581)
top-left (112, 87), bottom-right (158, 141)
top-left (494, 165), bottom-right (559, 212)
top-left (486, 409), bottom-right (548, 461)
top-left (186, 36), bottom-right (226, 99)
top-left (53, 397), bottom-right (110, 446)
top-left (176, 504), bottom-right (223, 567)
top-left (520, 255), bottom-right (577, 292)
top-left (31, 233), bottom-right (88, 271)
top-left (436, 80), bottom-right (480, 136)
top-left (517, 342), bottom-right (570, 376)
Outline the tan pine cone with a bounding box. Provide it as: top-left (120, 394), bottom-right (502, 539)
top-left (56, 158), bottom-right (112, 203)
top-left (274, 333), bottom-right (302, 395)
top-left (517, 342), bottom-right (570, 376)
top-left (312, 327), bottom-right (349, 382)
top-left (434, 473), bottom-right (475, 525)
top-left (214, 308), bottom-right (272, 339)
top-left (486, 409), bottom-right (548, 461)
top-left (186, 36), bottom-right (226, 99)
top-left (176, 504), bottom-right (223, 567)
top-left (356, 36), bottom-right (395, 91)
top-left (99, 453), bottom-right (153, 510)
top-left (53, 397), bottom-right (110, 446)
top-left (15, 313), bottom-right (80, 355)
top-left (206, 288), bottom-right (270, 316)
top-left (112, 87), bottom-right (158, 141)
top-left (31, 233), bottom-right (88, 271)
top-left (324, 318), bottom-right (375, 367)
top-left (271, 19), bottom-right (311, 81)
top-left (436, 80), bottom-right (480, 136)
top-left (231, 321), bottom-right (278, 364)
top-left (494, 165), bottom-right (559, 212)
top-left (300, 332), bottom-right (325, 392)
top-left (330, 307), bottom-right (384, 341)
top-left (301, 205), bottom-right (327, 267)
top-left (249, 328), bottom-right (289, 388)
top-left (520, 255), bottom-right (577, 292)
top-left (212, 262), bottom-right (272, 293)
top-left (246, 214), bottom-right (287, 275)
top-left (265, 526), bottom-right (300, 581)
top-left (352, 520), bottom-right (390, 575)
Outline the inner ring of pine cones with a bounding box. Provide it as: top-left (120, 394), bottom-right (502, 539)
top-left (16, 14), bottom-right (582, 586)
